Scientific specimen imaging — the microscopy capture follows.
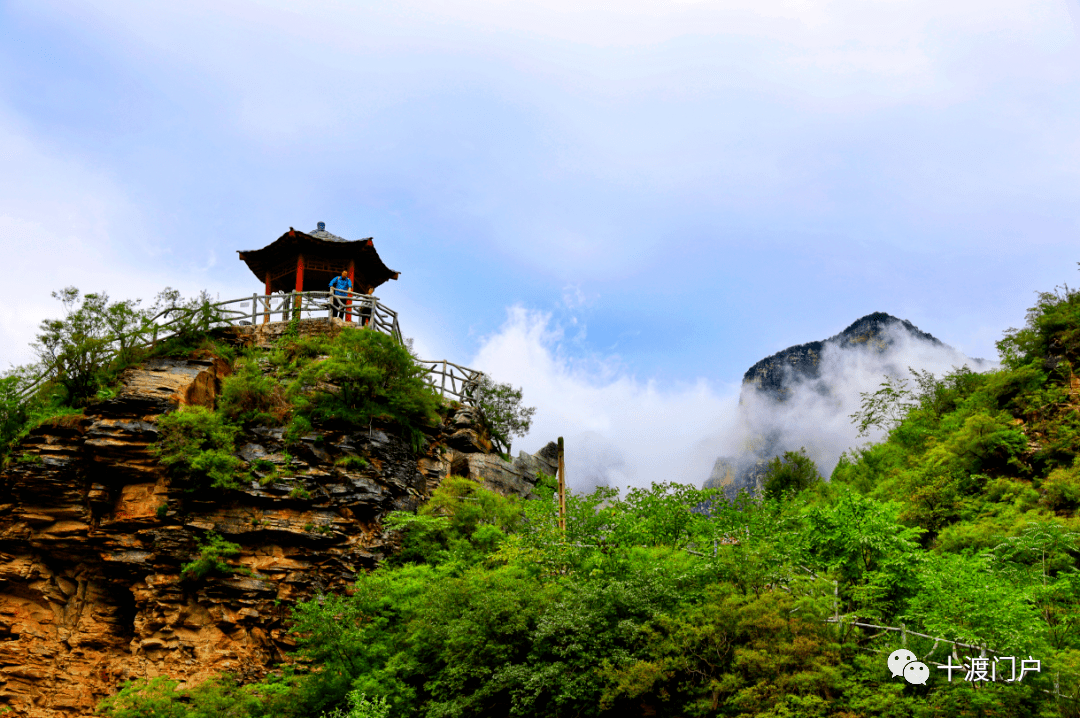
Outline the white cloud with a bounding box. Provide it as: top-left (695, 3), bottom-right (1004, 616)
top-left (731, 325), bottom-right (996, 481)
top-left (470, 307), bottom-right (996, 493)
top-left (470, 306), bottom-right (740, 491)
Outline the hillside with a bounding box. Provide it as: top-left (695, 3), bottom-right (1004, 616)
top-left (0, 314), bottom-right (553, 717)
top-left (3, 283), bottom-right (1080, 718)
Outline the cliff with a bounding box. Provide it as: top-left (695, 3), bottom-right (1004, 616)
top-left (741, 312), bottom-right (943, 402)
top-left (0, 348), bottom-right (555, 717)
top-left (706, 312), bottom-right (958, 497)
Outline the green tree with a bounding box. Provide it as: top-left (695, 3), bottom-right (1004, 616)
top-left (905, 550), bottom-right (1044, 654)
top-left (33, 287), bottom-right (148, 403)
top-left (761, 447), bottom-right (823, 499)
top-left (799, 492), bottom-right (924, 617)
top-left (850, 372), bottom-right (920, 438)
top-left (292, 328), bottom-right (441, 446)
top-left (470, 374), bottom-right (536, 454)
top-left (997, 278), bottom-right (1080, 370)
top-left (0, 370), bottom-right (33, 459)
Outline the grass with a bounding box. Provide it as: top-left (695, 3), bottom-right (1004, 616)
top-left (334, 455), bottom-right (369, 470)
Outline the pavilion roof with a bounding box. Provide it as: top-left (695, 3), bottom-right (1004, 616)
top-left (237, 225), bottom-right (400, 293)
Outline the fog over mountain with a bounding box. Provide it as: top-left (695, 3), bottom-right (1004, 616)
top-left (471, 307), bottom-right (994, 494)
top-left (704, 313), bottom-right (994, 496)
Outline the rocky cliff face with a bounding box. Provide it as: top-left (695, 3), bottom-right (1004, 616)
top-left (741, 312), bottom-right (943, 402)
top-left (705, 313), bottom-right (953, 497)
top-left (0, 352), bottom-right (555, 717)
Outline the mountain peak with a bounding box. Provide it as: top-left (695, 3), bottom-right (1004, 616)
top-left (742, 313), bottom-right (943, 399)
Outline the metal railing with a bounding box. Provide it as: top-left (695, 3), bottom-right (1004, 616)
top-left (15, 291), bottom-right (485, 405)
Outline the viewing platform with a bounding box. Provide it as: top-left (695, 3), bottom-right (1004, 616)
top-left (207, 289), bottom-right (483, 404)
top-left (17, 223), bottom-right (485, 406)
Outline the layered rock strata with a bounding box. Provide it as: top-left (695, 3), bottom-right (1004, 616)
top-left (0, 355), bottom-right (554, 717)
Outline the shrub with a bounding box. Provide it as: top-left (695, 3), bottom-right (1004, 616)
top-left (320, 691), bottom-right (390, 718)
top-left (181, 532), bottom-right (248, 581)
top-left (219, 359), bottom-right (289, 425)
top-left (291, 328), bottom-right (441, 442)
top-left (96, 676), bottom-right (187, 717)
top-left (469, 374), bottom-right (536, 454)
top-left (762, 447), bottom-right (823, 500)
top-left (154, 405), bottom-right (247, 491)
top-left (334, 455), bottom-right (368, 470)
top-left (1043, 463), bottom-right (1080, 513)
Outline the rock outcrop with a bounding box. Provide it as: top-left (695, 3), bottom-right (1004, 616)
top-left (706, 313), bottom-right (972, 498)
top-left (0, 353), bottom-right (554, 717)
top-left (741, 312), bottom-right (943, 402)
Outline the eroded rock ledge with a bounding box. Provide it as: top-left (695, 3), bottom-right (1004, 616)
top-left (0, 355), bottom-right (555, 717)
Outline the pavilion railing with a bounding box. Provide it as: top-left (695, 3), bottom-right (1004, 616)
top-left (218, 290), bottom-right (402, 343)
top-left (15, 290), bottom-right (485, 405)
top-left (415, 359), bottom-right (485, 405)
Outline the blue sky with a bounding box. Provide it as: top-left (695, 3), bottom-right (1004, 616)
top-left (2, 1), bottom-right (1078, 487)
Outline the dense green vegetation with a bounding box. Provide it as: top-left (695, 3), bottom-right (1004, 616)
top-left (0, 286), bottom-right (234, 462)
top-left (180, 532), bottom-right (250, 582)
top-left (0, 288), bottom-right (534, 469)
top-left (7, 281), bottom-right (1080, 716)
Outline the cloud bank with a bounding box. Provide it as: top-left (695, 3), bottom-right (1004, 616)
top-left (728, 324), bottom-right (995, 485)
top-left (471, 308), bottom-right (994, 493)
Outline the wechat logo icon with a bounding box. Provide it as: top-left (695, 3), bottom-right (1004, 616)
top-left (888, 649), bottom-right (929, 685)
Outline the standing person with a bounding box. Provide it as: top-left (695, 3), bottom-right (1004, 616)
top-left (328, 270), bottom-right (352, 320)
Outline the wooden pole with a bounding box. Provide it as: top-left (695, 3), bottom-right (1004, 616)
top-left (558, 437), bottom-right (566, 532)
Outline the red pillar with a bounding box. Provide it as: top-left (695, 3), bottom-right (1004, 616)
top-left (263, 271), bottom-right (271, 324)
top-left (293, 254), bottom-right (305, 316)
top-left (345, 260), bottom-right (355, 322)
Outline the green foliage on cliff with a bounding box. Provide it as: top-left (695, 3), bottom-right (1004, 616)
top-left (88, 268), bottom-right (1080, 717)
top-left (154, 405), bottom-right (248, 491)
top-left (0, 286), bottom-right (231, 464)
top-left (288, 328), bottom-right (442, 445)
top-left (384, 475), bottom-right (524, 567)
top-left (219, 357), bottom-right (288, 426)
top-left (181, 532), bottom-right (250, 581)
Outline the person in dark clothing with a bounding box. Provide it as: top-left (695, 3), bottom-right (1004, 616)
top-left (328, 271), bottom-right (352, 320)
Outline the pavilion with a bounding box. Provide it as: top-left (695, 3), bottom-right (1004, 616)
top-left (237, 222), bottom-right (400, 322)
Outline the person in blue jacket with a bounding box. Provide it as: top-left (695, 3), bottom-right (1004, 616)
top-left (328, 270), bottom-right (352, 320)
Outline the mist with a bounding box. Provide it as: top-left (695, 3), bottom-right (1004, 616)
top-left (469, 307), bottom-right (995, 493)
top-left (724, 323), bottom-right (995, 486)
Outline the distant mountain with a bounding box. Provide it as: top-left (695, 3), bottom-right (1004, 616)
top-left (742, 312), bottom-right (944, 402)
top-left (705, 312), bottom-right (972, 497)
